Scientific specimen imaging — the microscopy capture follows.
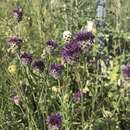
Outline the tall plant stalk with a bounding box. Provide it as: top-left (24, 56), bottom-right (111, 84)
top-left (115, 0), bottom-right (121, 32)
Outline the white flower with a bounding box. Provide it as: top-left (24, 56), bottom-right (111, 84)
top-left (87, 21), bottom-right (95, 32)
top-left (82, 20), bottom-right (96, 34)
top-left (63, 31), bottom-right (72, 42)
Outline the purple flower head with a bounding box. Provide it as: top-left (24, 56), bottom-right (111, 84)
top-left (61, 40), bottom-right (81, 64)
top-left (75, 31), bottom-right (95, 42)
top-left (7, 36), bottom-right (22, 47)
top-left (47, 113), bottom-right (62, 130)
top-left (122, 63), bottom-right (130, 78)
top-left (73, 90), bottom-right (86, 101)
top-left (74, 31), bottom-right (95, 53)
top-left (47, 40), bottom-right (57, 48)
top-left (13, 6), bottom-right (23, 22)
top-left (32, 59), bottom-right (44, 71)
top-left (78, 40), bottom-right (94, 53)
top-left (46, 40), bottom-right (58, 54)
top-left (20, 52), bottom-right (32, 65)
top-left (49, 63), bottom-right (64, 79)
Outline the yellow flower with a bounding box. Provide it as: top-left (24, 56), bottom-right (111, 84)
top-left (52, 86), bottom-right (60, 93)
top-left (8, 64), bottom-right (16, 74)
top-left (82, 87), bottom-right (89, 93)
top-left (92, 27), bottom-right (96, 34)
top-left (63, 93), bottom-right (69, 101)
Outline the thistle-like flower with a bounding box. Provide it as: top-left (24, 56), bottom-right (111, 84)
top-left (13, 6), bottom-right (23, 22)
top-left (61, 31), bottom-right (95, 63)
top-left (47, 40), bottom-right (57, 48)
top-left (75, 31), bottom-right (95, 42)
top-left (20, 52), bottom-right (32, 65)
top-left (73, 90), bottom-right (86, 101)
top-left (32, 59), bottom-right (44, 71)
top-left (47, 113), bottom-right (62, 130)
top-left (122, 63), bottom-right (130, 78)
top-left (7, 36), bottom-right (22, 47)
top-left (74, 31), bottom-right (95, 53)
top-left (45, 40), bottom-right (58, 54)
top-left (61, 40), bottom-right (81, 64)
top-left (49, 63), bottom-right (64, 79)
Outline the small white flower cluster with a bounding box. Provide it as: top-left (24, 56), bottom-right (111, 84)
top-left (63, 31), bottom-right (72, 43)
